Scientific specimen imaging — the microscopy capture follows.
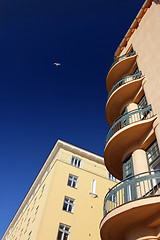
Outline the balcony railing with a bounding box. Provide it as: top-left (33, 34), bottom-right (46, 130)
top-left (110, 51), bottom-right (136, 70)
top-left (106, 105), bottom-right (154, 143)
top-left (104, 170), bottom-right (160, 216)
top-left (108, 71), bottom-right (142, 98)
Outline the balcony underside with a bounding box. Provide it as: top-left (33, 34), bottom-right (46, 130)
top-left (100, 196), bottom-right (160, 240)
top-left (104, 116), bottom-right (156, 180)
top-left (106, 78), bottom-right (143, 126)
top-left (106, 54), bottom-right (137, 93)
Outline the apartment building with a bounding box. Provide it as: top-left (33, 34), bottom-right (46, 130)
top-left (100, 1), bottom-right (160, 240)
top-left (2, 140), bottom-right (116, 240)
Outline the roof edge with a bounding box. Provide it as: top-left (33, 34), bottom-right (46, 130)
top-left (114, 0), bottom-right (153, 59)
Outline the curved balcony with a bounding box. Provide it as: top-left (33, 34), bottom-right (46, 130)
top-left (100, 171), bottom-right (160, 240)
top-left (106, 51), bottom-right (137, 93)
top-left (104, 105), bottom-right (156, 180)
top-left (104, 170), bottom-right (160, 215)
top-left (106, 71), bottom-right (143, 126)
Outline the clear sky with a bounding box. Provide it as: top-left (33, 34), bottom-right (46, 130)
top-left (1, 0), bottom-right (145, 238)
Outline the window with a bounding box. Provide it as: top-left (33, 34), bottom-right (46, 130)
top-left (57, 223), bottom-right (71, 240)
top-left (19, 229), bottom-right (23, 240)
top-left (20, 218), bottom-right (23, 226)
top-left (25, 218), bottom-right (30, 232)
top-left (90, 179), bottom-right (97, 198)
top-left (138, 95), bottom-right (147, 109)
top-left (32, 198), bottom-right (37, 210)
top-left (123, 155), bottom-right (134, 179)
top-left (39, 185), bottom-right (45, 198)
top-left (146, 140), bottom-right (160, 170)
top-left (34, 206), bottom-right (39, 220)
top-left (63, 197), bottom-right (75, 213)
top-left (25, 208), bottom-right (30, 221)
top-left (109, 172), bottom-right (117, 182)
top-left (71, 156), bottom-right (81, 168)
top-left (91, 179), bottom-right (96, 194)
top-left (67, 174), bottom-right (78, 188)
top-left (28, 232), bottom-right (32, 240)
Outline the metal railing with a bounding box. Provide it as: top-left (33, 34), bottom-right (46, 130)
top-left (103, 170), bottom-right (160, 216)
top-left (110, 51), bottom-right (136, 69)
top-left (108, 71), bottom-right (142, 98)
top-left (106, 105), bottom-right (154, 143)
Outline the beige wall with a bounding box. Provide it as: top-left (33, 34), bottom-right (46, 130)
top-left (121, 1), bottom-right (160, 149)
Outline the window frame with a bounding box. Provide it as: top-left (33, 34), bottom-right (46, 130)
top-left (57, 223), bottom-right (71, 240)
top-left (63, 196), bottom-right (75, 213)
top-left (138, 94), bottom-right (148, 109)
top-left (146, 140), bottom-right (160, 170)
top-left (67, 174), bottom-right (78, 189)
top-left (71, 156), bottom-right (82, 168)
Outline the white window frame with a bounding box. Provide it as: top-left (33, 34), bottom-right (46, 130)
top-left (39, 185), bottom-right (45, 198)
top-left (109, 172), bottom-right (117, 182)
top-left (71, 156), bottom-right (81, 168)
top-left (34, 206), bottom-right (39, 220)
top-left (27, 232), bottom-right (32, 240)
top-left (57, 223), bottom-right (71, 240)
top-left (63, 196), bottom-right (75, 213)
top-left (25, 218), bottom-right (30, 232)
top-left (67, 174), bottom-right (78, 188)
top-left (32, 197), bottom-right (37, 210)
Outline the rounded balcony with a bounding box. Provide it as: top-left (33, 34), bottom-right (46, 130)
top-left (100, 171), bottom-right (160, 240)
top-left (104, 105), bottom-right (156, 180)
top-left (106, 71), bottom-right (144, 126)
top-left (106, 51), bottom-right (137, 93)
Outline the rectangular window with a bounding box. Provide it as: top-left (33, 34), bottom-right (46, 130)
top-left (71, 156), bottom-right (81, 168)
top-left (25, 218), bottom-right (30, 232)
top-left (91, 179), bottom-right (96, 194)
top-left (57, 223), bottom-right (71, 240)
top-left (138, 95), bottom-right (147, 109)
top-left (63, 196), bottom-right (75, 213)
top-left (34, 206), bottom-right (39, 220)
top-left (25, 208), bottom-right (30, 221)
top-left (19, 229), bottom-right (23, 240)
top-left (32, 198), bottom-right (37, 210)
top-left (28, 232), bottom-right (32, 240)
top-left (109, 172), bottom-right (117, 182)
top-left (39, 185), bottom-right (45, 198)
top-left (146, 140), bottom-right (160, 170)
top-left (67, 174), bottom-right (78, 188)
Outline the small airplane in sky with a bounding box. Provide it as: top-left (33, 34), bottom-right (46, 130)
top-left (53, 62), bottom-right (61, 66)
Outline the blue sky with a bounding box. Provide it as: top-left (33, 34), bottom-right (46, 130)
top-left (0, 0), bottom-right (145, 237)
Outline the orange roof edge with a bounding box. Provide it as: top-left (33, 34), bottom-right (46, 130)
top-left (114, 0), bottom-right (153, 60)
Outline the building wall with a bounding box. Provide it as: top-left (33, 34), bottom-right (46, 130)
top-left (120, 0), bottom-right (160, 148)
top-left (3, 142), bottom-right (116, 240)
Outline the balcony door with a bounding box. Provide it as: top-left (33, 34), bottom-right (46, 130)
top-left (123, 156), bottom-right (136, 202)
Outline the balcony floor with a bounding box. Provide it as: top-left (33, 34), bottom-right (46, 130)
top-left (106, 54), bottom-right (137, 93)
top-left (106, 77), bottom-right (143, 126)
top-left (100, 196), bottom-right (160, 240)
top-left (104, 116), bottom-right (156, 180)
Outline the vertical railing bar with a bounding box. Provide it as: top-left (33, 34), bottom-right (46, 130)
top-left (139, 179), bottom-right (142, 198)
top-left (147, 178), bottom-right (150, 195)
top-left (143, 180), bottom-right (146, 196)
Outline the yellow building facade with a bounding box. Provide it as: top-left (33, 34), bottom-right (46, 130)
top-left (100, 0), bottom-right (160, 240)
top-left (2, 140), bottom-right (116, 240)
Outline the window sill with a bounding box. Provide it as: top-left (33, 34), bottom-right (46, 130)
top-left (89, 193), bottom-right (98, 198)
